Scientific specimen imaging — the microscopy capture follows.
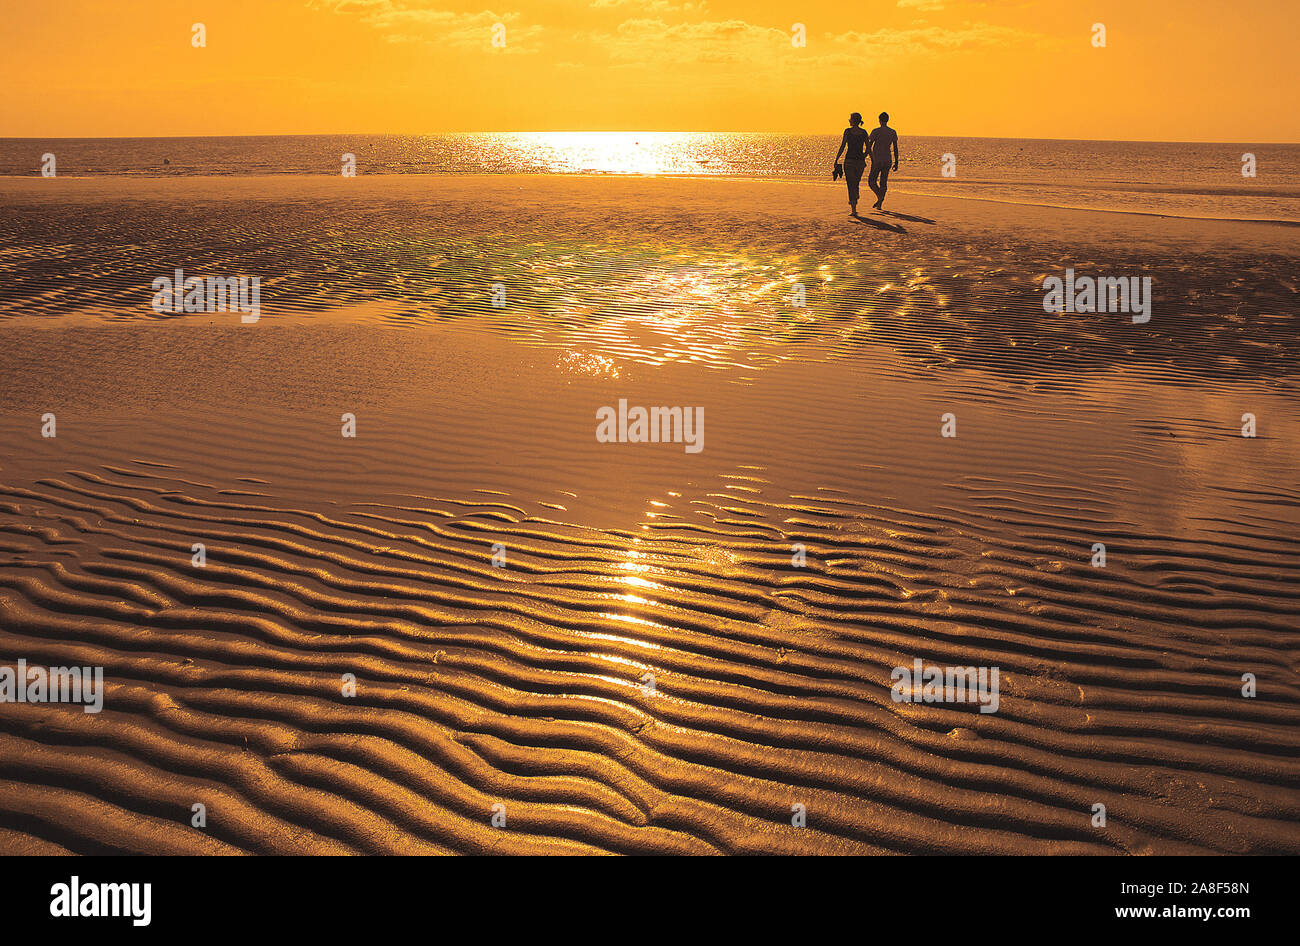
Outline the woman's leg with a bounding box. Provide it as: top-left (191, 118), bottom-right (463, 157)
top-left (846, 161), bottom-right (865, 210)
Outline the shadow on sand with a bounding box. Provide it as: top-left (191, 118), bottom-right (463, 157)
top-left (852, 214), bottom-right (906, 234)
top-left (878, 209), bottom-right (936, 225)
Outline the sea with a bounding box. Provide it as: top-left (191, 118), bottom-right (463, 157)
top-left (3, 133), bottom-right (1299, 223)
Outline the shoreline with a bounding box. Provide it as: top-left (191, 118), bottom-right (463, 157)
top-left (3, 171), bottom-right (1299, 228)
top-left (4, 174), bottom-right (1300, 256)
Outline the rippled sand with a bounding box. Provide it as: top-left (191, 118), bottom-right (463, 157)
top-left (0, 175), bottom-right (1298, 854)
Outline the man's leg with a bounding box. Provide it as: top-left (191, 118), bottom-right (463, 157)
top-left (870, 164), bottom-right (891, 207)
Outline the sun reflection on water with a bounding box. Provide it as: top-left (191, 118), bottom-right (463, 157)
top-left (500, 132), bottom-right (746, 176)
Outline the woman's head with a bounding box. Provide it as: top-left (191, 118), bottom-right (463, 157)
top-left (849, 112), bottom-right (863, 126)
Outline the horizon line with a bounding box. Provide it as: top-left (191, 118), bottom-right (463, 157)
top-left (5, 132), bottom-right (1300, 147)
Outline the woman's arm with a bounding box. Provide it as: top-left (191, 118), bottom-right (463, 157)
top-left (834, 130), bottom-right (847, 163)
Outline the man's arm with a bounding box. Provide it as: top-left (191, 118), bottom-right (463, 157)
top-left (892, 132), bottom-right (900, 170)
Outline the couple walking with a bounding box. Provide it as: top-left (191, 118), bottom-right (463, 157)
top-left (834, 112), bottom-right (899, 216)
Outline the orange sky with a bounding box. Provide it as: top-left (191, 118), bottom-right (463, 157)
top-left (3, 0), bottom-right (1297, 140)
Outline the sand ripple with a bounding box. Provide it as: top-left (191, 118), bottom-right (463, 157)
top-left (1, 176), bottom-right (1298, 853)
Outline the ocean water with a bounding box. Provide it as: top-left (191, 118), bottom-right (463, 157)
top-left (3, 133), bottom-right (1299, 222)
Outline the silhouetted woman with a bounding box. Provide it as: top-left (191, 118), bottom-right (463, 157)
top-left (833, 112), bottom-right (869, 216)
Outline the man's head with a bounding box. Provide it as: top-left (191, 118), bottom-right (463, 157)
top-left (879, 112), bottom-right (890, 126)
top-left (849, 112), bottom-right (863, 126)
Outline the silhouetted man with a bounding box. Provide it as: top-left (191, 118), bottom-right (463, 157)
top-left (867, 112), bottom-right (899, 210)
top-left (833, 112), bottom-right (870, 216)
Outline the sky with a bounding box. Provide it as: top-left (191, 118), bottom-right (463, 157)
top-left (3, 0), bottom-right (1297, 141)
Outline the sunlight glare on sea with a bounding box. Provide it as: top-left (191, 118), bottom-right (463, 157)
top-left (488, 132), bottom-right (748, 176)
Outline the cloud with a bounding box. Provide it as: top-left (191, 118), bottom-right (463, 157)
top-left (897, 0), bottom-right (1038, 10)
top-left (591, 0), bottom-right (708, 13)
top-left (594, 18), bottom-right (789, 64)
top-left (584, 15), bottom-right (1037, 72)
top-left (824, 24), bottom-right (1037, 55)
top-left (317, 1), bottom-right (542, 51)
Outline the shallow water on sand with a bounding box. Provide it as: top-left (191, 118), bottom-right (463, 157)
top-left (0, 176), bottom-right (1298, 853)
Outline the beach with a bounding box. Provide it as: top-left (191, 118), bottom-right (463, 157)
top-left (1, 174), bottom-right (1298, 854)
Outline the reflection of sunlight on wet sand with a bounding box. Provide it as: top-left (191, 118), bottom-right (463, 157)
top-left (556, 350), bottom-right (620, 379)
top-left (524, 250), bottom-right (954, 377)
top-left (616, 574), bottom-right (657, 591)
top-left (549, 255), bottom-right (801, 371)
top-left (505, 234), bottom-right (960, 377)
top-left (605, 540), bottom-right (670, 618)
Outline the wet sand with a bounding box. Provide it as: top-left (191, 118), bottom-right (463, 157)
top-left (1, 175), bottom-right (1298, 854)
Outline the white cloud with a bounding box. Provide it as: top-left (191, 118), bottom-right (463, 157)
top-left (592, 0), bottom-right (708, 13)
top-left (826, 24), bottom-right (1036, 54)
top-left (319, 1), bottom-right (542, 51)
top-left (594, 18), bottom-right (788, 63)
